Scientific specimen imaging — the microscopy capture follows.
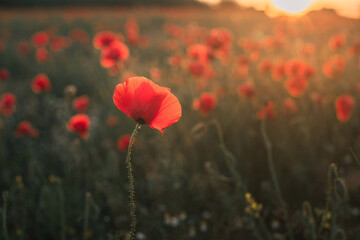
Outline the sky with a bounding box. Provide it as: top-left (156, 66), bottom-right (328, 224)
top-left (198, 0), bottom-right (360, 18)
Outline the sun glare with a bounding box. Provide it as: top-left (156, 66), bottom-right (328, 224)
top-left (272, 0), bottom-right (314, 14)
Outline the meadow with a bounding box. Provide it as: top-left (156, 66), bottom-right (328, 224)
top-left (0, 7), bottom-right (360, 240)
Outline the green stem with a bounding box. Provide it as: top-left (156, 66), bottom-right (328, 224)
top-left (126, 123), bottom-right (141, 240)
top-left (83, 192), bottom-right (91, 240)
top-left (2, 191), bottom-right (9, 240)
top-left (258, 217), bottom-right (273, 240)
top-left (349, 147), bottom-right (360, 168)
top-left (260, 118), bottom-right (294, 240)
top-left (58, 180), bottom-right (66, 240)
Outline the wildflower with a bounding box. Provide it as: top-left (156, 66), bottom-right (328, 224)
top-left (322, 55), bottom-right (345, 79)
top-left (67, 114), bottom-right (90, 139)
top-left (0, 93), bottom-right (16, 117)
top-left (257, 59), bottom-right (272, 74)
top-left (15, 175), bottom-right (24, 189)
top-left (150, 68), bottom-right (162, 82)
top-left (113, 76), bottom-right (181, 135)
top-left (257, 101), bottom-right (276, 120)
top-left (100, 41), bottom-right (129, 68)
top-left (193, 93), bottom-right (217, 116)
top-left (335, 94), bottom-right (355, 122)
top-left (117, 135), bottom-right (132, 152)
top-left (188, 226), bottom-right (196, 238)
top-left (328, 34), bottom-right (346, 51)
top-left (187, 44), bottom-right (210, 63)
top-left (284, 77), bottom-right (308, 97)
top-left (0, 69), bottom-right (9, 81)
top-left (31, 31), bottom-right (49, 48)
top-left (31, 74), bottom-right (51, 93)
top-left (93, 31), bottom-right (120, 49)
top-left (35, 48), bottom-right (48, 63)
top-left (238, 82), bottom-right (256, 99)
top-left (49, 174), bottom-right (57, 183)
top-left (15, 121), bottom-right (39, 138)
top-left (72, 95), bottom-right (90, 112)
top-left (244, 193), bottom-right (263, 218)
top-left (69, 28), bottom-right (89, 44)
top-left (200, 221), bottom-right (208, 232)
top-left (17, 41), bottom-right (30, 55)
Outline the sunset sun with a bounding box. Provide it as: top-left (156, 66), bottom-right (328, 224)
top-left (272, 0), bottom-right (314, 13)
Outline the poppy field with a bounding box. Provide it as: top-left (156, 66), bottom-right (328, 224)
top-left (1, 7), bottom-right (360, 240)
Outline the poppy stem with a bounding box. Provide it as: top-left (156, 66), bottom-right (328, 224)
top-left (2, 191), bottom-right (9, 240)
top-left (260, 118), bottom-right (294, 240)
top-left (126, 123), bottom-right (141, 240)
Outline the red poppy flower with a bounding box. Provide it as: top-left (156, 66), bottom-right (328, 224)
top-left (17, 41), bottom-right (30, 55)
top-left (117, 134), bottom-right (132, 152)
top-left (238, 82), bottom-right (256, 99)
top-left (100, 41), bottom-right (129, 69)
top-left (285, 77), bottom-right (308, 97)
top-left (168, 55), bottom-right (182, 67)
top-left (271, 62), bottom-right (285, 82)
top-left (335, 94), bottom-right (355, 122)
top-left (0, 93), bottom-right (16, 117)
top-left (35, 48), bottom-right (48, 63)
top-left (257, 60), bottom-right (272, 74)
top-left (106, 116), bottom-right (118, 127)
top-left (193, 93), bottom-right (217, 116)
top-left (283, 98), bottom-right (298, 115)
top-left (15, 121), bottom-right (39, 138)
top-left (31, 31), bottom-right (49, 48)
top-left (187, 44), bottom-right (210, 63)
top-left (93, 31), bottom-right (121, 50)
top-left (328, 34), bottom-right (346, 51)
top-left (113, 76), bottom-right (182, 135)
top-left (67, 114), bottom-right (90, 139)
top-left (322, 55), bottom-right (345, 79)
top-left (257, 101), bottom-right (276, 120)
top-left (72, 95), bottom-right (90, 112)
top-left (188, 61), bottom-right (205, 78)
top-left (0, 69), bottom-right (9, 82)
top-left (206, 28), bottom-right (232, 50)
top-left (32, 74), bottom-right (51, 93)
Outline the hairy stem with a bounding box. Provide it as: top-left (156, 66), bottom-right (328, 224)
top-left (2, 191), bottom-right (9, 240)
top-left (260, 118), bottom-right (294, 240)
top-left (126, 123), bottom-right (141, 240)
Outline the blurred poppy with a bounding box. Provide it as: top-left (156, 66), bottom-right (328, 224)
top-left (301, 43), bottom-right (316, 56)
top-left (238, 82), bottom-right (256, 99)
top-left (168, 55), bottom-right (182, 67)
top-left (271, 62), bottom-right (285, 82)
top-left (285, 77), bottom-right (308, 97)
top-left (328, 34), bottom-right (346, 51)
top-left (17, 41), bottom-right (30, 55)
top-left (15, 121), bottom-right (39, 138)
top-left (32, 74), bottom-right (51, 93)
top-left (72, 95), bottom-right (90, 112)
top-left (322, 55), bottom-right (345, 78)
top-left (257, 101), bottom-right (276, 120)
top-left (113, 76), bottom-right (182, 135)
top-left (193, 93), bottom-right (217, 116)
top-left (117, 134), bottom-right (132, 152)
top-left (257, 60), bottom-right (272, 74)
top-left (67, 114), bottom-right (90, 139)
top-left (335, 94), bottom-right (355, 122)
top-left (0, 93), bottom-right (16, 117)
top-left (283, 98), bottom-right (298, 115)
top-left (0, 69), bottom-right (9, 82)
top-left (35, 48), bottom-right (48, 63)
top-left (31, 31), bottom-right (49, 48)
top-left (100, 41), bottom-right (129, 69)
top-left (187, 44), bottom-right (210, 63)
top-left (188, 61), bottom-right (205, 78)
top-left (206, 28), bottom-right (232, 51)
top-left (93, 31), bottom-right (120, 50)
